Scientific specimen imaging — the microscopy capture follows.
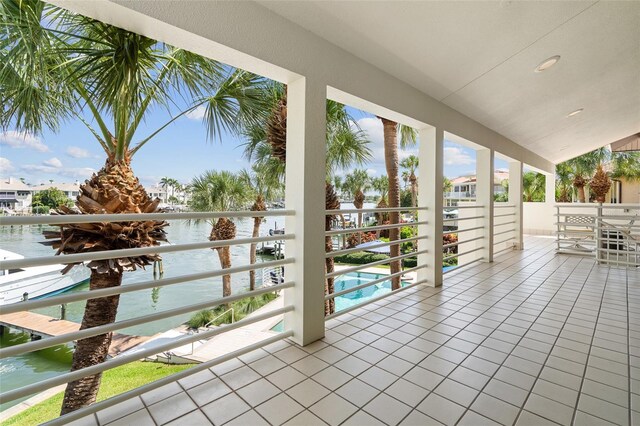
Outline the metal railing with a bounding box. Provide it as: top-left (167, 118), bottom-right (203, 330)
top-left (323, 206), bottom-right (429, 319)
top-left (492, 203), bottom-right (517, 256)
top-left (442, 204), bottom-right (486, 274)
top-left (555, 203), bottom-right (639, 267)
top-left (0, 210), bottom-right (295, 422)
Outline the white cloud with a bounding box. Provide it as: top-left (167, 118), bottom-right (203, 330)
top-left (22, 164), bottom-right (95, 180)
top-left (43, 157), bottom-right (63, 168)
top-left (0, 157), bottom-right (15, 173)
top-left (66, 146), bottom-right (91, 159)
top-left (0, 131), bottom-right (49, 152)
top-left (185, 105), bottom-right (207, 120)
top-left (444, 146), bottom-right (475, 166)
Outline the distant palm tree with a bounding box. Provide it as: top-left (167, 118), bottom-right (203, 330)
top-left (190, 171), bottom-right (252, 298)
top-left (555, 162), bottom-right (574, 202)
top-left (1, 0), bottom-right (268, 412)
top-left (343, 169), bottom-right (371, 227)
top-left (244, 84), bottom-right (371, 314)
top-left (400, 155), bottom-right (419, 208)
top-left (378, 118), bottom-right (417, 290)
top-left (241, 164), bottom-right (283, 291)
top-left (565, 152), bottom-right (600, 202)
top-left (443, 176), bottom-right (453, 194)
top-left (522, 171), bottom-right (545, 202)
top-left (159, 177), bottom-right (172, 203)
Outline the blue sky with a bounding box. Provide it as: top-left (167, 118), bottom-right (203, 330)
top-left (0, 102), bottom-right (504, 187)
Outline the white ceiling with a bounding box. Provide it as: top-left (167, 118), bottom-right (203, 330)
top-left (259, 1), bottom-right (640, 164)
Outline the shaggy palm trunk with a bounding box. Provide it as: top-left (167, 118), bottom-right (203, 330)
top-left (410, 174), bottom-right (417, 208)
top-left (60, 270), bottom-right (122, 415)
top-left (50, 156), bottom-right (167, 414)
top-left (354, 189), bottom-right (364, 244)
top-left (381, 118), bottom-right (401, 290)
top-left (590, 165), bottom-right (611, 203)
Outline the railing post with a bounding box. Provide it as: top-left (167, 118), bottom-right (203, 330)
top-left (508, 160), bottom-right (524, 250)
top-left (284, 77), bottom-right (327, 346)
top-left (476, 148), bottom-right (494, 262)
top-left (419, 127), bottom-right (443, 287)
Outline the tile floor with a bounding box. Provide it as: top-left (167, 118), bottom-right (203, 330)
top-left (70, 236), bottom-right (640, 426)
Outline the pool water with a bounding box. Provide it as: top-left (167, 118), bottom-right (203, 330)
top-left (333, 271), bottom-right (407, 311)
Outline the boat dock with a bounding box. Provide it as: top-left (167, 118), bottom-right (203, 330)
top-left (0, 311), bottom-right (149, 357)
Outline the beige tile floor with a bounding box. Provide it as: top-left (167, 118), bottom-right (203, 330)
top-left (69, 236), bottom-right (640, 426)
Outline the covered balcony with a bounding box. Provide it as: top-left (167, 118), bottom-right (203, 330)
top-left (0, 1), bottom-right (638, 425)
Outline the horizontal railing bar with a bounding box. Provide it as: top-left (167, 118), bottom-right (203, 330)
top-left (325, 265), bottom-right (426, 300)
top-left (442, 215), bottom-right (484, 223)
top-left (0, 234), bottom-right (294, 270)
top-left (443, 246), bottom-right (484, 261)
top-left (442, 235), bottom-right (484, 250)
top-left (494, 221), bottom-right (516, 227)
top-left (493, 228), bottom-right (516, 237)
top-left (326, 207), bottom-right (427, 215)
top-left (493, 204), bottom-right (516, 209)
top-left (326, 235), bottom-right (426, 258)
top-left (494, 236), bottom-right (515, 246)
top-left (45, 331), bottom-right (293, 426)
top-left (555, 203), bottom-right (640, 209)
top-left (325, 279), bottom-right (427, 320)
top-left (326, 249), bottom-right (428, 278)
top-left (0, 258), bottom-right (294, 315)
top-left (0, 210), bottom-right (294, 226)
top-left (0, 282), bottom-right (293, 359)
top-left (443, 257), bottom-right (484, 274)
top-left (493, 213), bottom-right (515, 218)
top-left (325, 221), bottom-right (427, 236)
top-left (0, 305), bottom-right (294, 404)
top-left (555, 214), bottom-right (639, 221)
top-left (595, 247), bottom-right (640, 255)
top-left (443, 226), bottom-right (484, 235)
top-left (443, 205), bottom-right (484, 210)
top-left (553, 222), bottom-right (596, 228)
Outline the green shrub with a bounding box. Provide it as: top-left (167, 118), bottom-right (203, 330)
top-left (186, 309), bottom-right (215, 329)
top-left (186, 292), bottom-right (279, 329)
top-left (334, 251), bottom-right (389, 265)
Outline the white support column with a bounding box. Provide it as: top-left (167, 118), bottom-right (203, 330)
top-left (508, 160), bottom-right (524, 250)
top-left (509, 161), bottom-right (524, 250)
top-left (284, 77), bottom-right (327, 346)
top-left (476, 148), bottom-right (494, 262)
top-left (545, 170), bottom-right (556, 206)
top-left (418, 127), bottom-right (443, 287)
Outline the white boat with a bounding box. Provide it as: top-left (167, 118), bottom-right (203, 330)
top-left (0, 249), bottom-right (90, 306)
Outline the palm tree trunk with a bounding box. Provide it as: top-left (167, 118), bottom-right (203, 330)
top-left (381, 118), bottom-right (401, 290)
top-left (577, 185), bottom-right (586, 203)
top-left (60, 270), bottom-right (122, 414)
top-left (249, 217), bottom-right (261, 291)
top-left (216, 247), bottom-right (232, 297)
top-left (325, 231), bottom-right (335, 315)
top-left (411, 183), bottom-right (417, 208)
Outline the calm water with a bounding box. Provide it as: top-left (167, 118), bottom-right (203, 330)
top-left (0, 216), bottom-right (283, 411)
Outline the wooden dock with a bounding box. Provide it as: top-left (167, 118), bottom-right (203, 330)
top-left (0, 311), bottom-right (149, 357)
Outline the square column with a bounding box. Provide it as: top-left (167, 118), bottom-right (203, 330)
top-left (284, 77), bottom-right (327, 346)
top-left (545, 170), bottom-right (556, 205)
top-left (508, 160), bottom-right (524, 250)
top-left (476, 148), bottom-right (494, 262)
top-left (418, 127), bottom-right (443, 287)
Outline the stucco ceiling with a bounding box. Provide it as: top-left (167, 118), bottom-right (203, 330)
top-left (259, 1), bottom-right (640, 164)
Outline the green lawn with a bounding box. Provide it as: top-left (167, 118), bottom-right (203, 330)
top-left (2, 361), bottom-right (194, 426)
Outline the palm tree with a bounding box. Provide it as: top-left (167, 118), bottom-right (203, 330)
top-left (159, 177), bottom-right (172, 203)
top-left (522, 171), bottom-right (546, 202)
top-left (244, 84), bottom-right (371, 314)
top-left (565, 152), bottom-right (600, 202)
top-left (555, 162), bottom-right (574, 202)
top-left (400, 155), bottom-right (419, 208)
top-left (443, 176), bottom-right (453, 194)
top-left (378, 118), bottom-right (417, 290)
top-left (241, 165), bottom-right (283, 291)
top-left (1, 0), bottom-right (268, 413)
top-left (343, 169), bottom-right (371, 227)
top-left (190, 171), bottom-right (252, 298)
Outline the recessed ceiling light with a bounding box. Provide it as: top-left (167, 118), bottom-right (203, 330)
top-left (566, 108), bottom-right (583, 118)
top-left (535, 55), bottom-right (560, 73)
